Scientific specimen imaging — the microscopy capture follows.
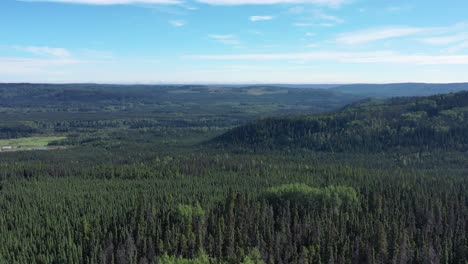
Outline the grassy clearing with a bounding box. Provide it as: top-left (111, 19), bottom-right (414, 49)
top-left (0, 136), bottom-right (66, 148)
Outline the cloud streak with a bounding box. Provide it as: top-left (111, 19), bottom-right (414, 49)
top-left (15, 46), bottom-right (71, 57)
top-left (0, 57), bottom-right (81, 75)
top-left (443, 41), bottom-right (468, 53)
top-left (20, 0), bottom-right (181, 5)
top-left (169, 20), bottom-right (186, 27)
top-left (196, 0), bottom-right (346, 7)
top-left (250, 15), bottom-right (273, 22)
top-left (208, 34), bottom-right (240, 45)
top-left (422, 33), bottom-right (468, 45)
top-left (185, 51), bottom-right (468, 65)
top-left (336, 27), bottom-right (428, 44)
top-left (23, 0), bottom-right (347, 5)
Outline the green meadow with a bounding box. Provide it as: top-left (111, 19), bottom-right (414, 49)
top-left (0, 136), bottom-right (66, 148)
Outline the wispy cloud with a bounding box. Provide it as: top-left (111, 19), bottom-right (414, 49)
top-left (208, 34), bottom-right (240, 45)
top-left (444, 41), bottom-right (468, 53)
top-left (26, 0), bottom-right (349, 5)
top-left (250, 15), bottom-right (273, 22)
top-left (422, 33), bottom-right (468, 45)
top-left (185, 51), bottom-right (468, 65)
top-left (80, 49), bottom-right (114, 59)
top-left (294, 10), bottom-right (343, 27)
top-left (288, 6), bottom-right (305, 13)
top-left (169, 20), bottom-right (186, 27)
top-left (0, 57), bottom-right (81, 75)
top-left (335, 23), bottom-right (468, 46)
top-left (312, 9), bottom-right (343, 23)
top-left (294, 22), bottom-right (313, 27)
top-left (385, 5), bottom-right (413, 12)
top-left (20, 0), bottom-right (181, 5)
top-left (336, 26), bottom-right (427, 44)
top-left (385, 6), bottom-right (402, 12)
top-left (15, 46), bottom-right (71, 57)
top-left (195, 0), bottom-right (347, 7)
top-left (294, 22), bottom-right (333, 27)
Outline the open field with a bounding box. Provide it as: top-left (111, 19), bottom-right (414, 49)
top-left (0, 136), bottom-right (66, 151)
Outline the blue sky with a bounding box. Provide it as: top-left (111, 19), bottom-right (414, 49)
top-left (1, 0), bottom-right (468, 83)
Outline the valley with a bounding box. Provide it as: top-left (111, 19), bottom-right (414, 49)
top-left (0, 84), bottom-right (468, 263)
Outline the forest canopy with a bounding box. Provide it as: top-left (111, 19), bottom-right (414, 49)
top-left (0, 84), bottom-right (468, 263)
top-left (214, 91), bottom-right (468, 152)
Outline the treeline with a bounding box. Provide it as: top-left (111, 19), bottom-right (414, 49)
top-left (214, 91), bottom-right (468, 152)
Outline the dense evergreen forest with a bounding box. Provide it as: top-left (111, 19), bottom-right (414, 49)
top-left (214, 91), bottom-right (468, 152)
top-left (1, 84), bottom-right (468, 264)
top-left (332, 83), bottom-right (468, 97)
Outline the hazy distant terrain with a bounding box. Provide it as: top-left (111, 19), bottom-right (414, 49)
top-left (0, 83), bottom-right (359, 112)
top-left (332, 82), bottom-right (468, 97)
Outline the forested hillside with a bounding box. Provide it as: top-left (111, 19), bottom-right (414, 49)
top-left (1, 85), bottom-right (468, 263)
top-left (0, 83), bottom-right (360, 140)
top-left (332, 83), bottom-right (468, 97)
top-left (0, 83), bottom-right (357, 112)
top-left (214, 91), bottom-right (468, 152)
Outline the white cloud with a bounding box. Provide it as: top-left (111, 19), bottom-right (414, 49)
top-left (312, 10), bottom-right (343, 23)
top-left (169, 20), bottom-right (186, 27)
top-left (288, 6), bottom-right (305, 13)
top-left (305, 32), bottom-right (316, 36)
top-left (294, 22), bottom-right (313, 27)
top-left (250, 15), bottom-right (273, 22)
top-left (386, 6), bottom-right (402, 12)
top-left (444, 41), bottom-right (468, 53)
top-left (208, 34), bottom-right (240, 45)
top-left (422, 33), bottom-right (468, 45)
top-left (20, 0), bottom-right (181, 4)
top-left (385, 5), bottom-right (413, 12)
top-left (185, 50), bottom-right (468, 65)
top-left (80, 49), bottom-right (113, 59)
top-left (294, 10), bottom-right (343, 27)
top-left (336, 27), bottom-right (427, 44)
top-left (337, 23), bottom-right (468, 45)
top-left (295, 22), bottom-right (333, 27)
top-left (26, 0), bottom-right (347, 4)
top-left (15, 46), bottom-right (71, 57)
top-left (0, 57), bottom-right (81, 75)
top-left (196, 0), bottom-right (347, 7)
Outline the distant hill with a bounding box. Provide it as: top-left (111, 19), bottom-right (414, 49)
top-left (244, 84), bottom-right (343, 89)
top-left (0, 83), bottom-right (369, 140)
top-left (332, 83), bottom-right (468, 97)
top-left (0, 83), bottom-right (360, 113)
top-left (203, 84), bottom-right (342, 89)
top-left (213, 91), bottom-right (468, 152)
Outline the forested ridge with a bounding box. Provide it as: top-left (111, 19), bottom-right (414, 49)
top-left (0, 84), bottom-right (468, 263)
top-left (331, 83), bottom-right (468, 97)
top-left (214, 91), bottom-right (468, 152)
